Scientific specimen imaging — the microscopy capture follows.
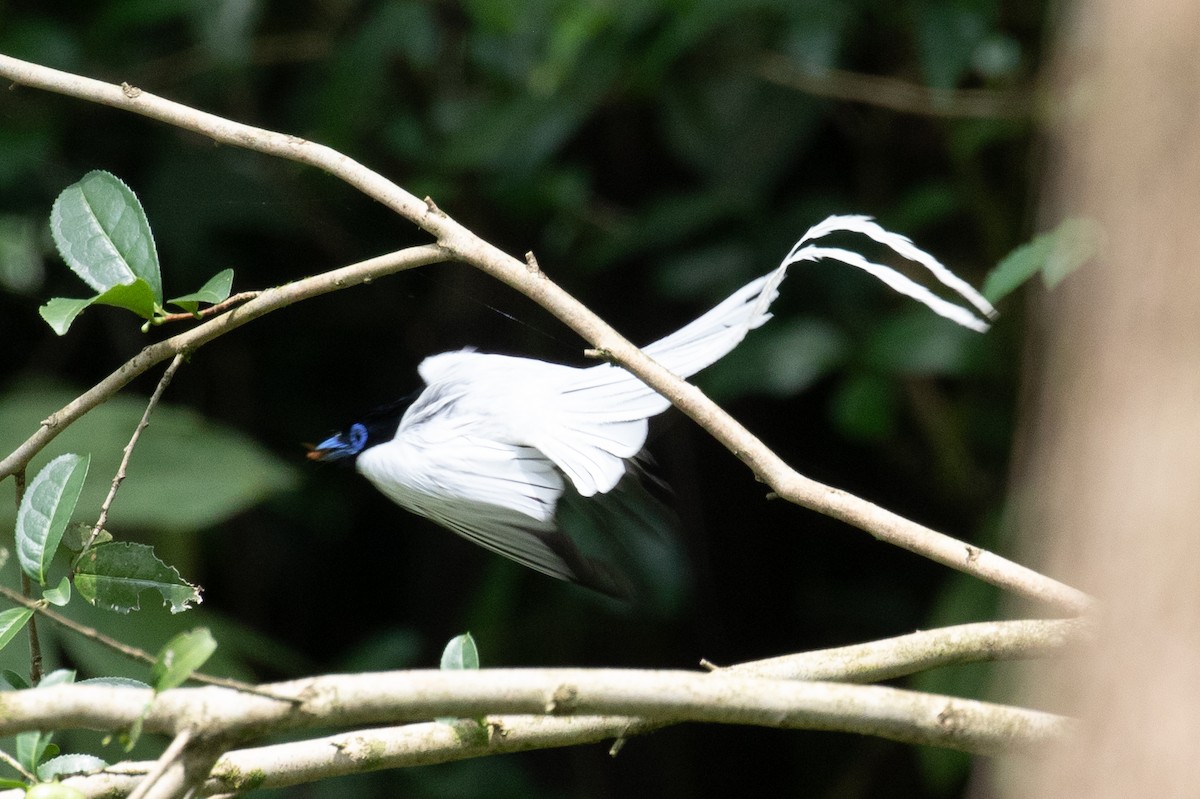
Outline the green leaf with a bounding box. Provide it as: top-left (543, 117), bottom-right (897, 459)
top-left (73, 542), bottom-right (201, 614)
top-left (93, 278), bottom-right (159, 319)
top-left (39, 669), bottom-right (76, 687)
top-left (167, 268), bottom-right (234, 314)
top-left (39, 278), bottom-right (161, 335)
top-left (440, 632), bottom-right (480, 670)
top-left (983, 218), bottom-right (1101, 303)
top-left (2, 670), bottom-right (29, 690)
top-left (77, 677), bottom-right (152, 689)
top-left (1041, 218), bottom-right (1102, 289)
top-left (16, 453), bottom-right (91, 585)
top-left (37, 754), bottom-right (108, 781)
top-left (0, 608), bottom-right (33, 653)
top-left (43, 576), bottom-right (71, 607)
top-left (17, 676), bottom-right (67, 777)
top-left (25, 783), bottom-right (87, 799)
top-left (438, 632), bottom-right (482, 725)
top-left (151, 628), bottom-right (217, 692)
top-left (0, 382), bottom-right (298, 535)
top-left (0, 779), bottom-right (27, 790)
top-left (49, 170), bottom-right (162, 301)
top-left (61, 523), bottom-right (111, 552)
top-left (16, 733), bottom-right (53, 772)
top-left (38, 297), bottom-right (95, 336)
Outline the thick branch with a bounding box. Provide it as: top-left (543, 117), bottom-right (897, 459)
top-left (0, 619), bottom-right (1082, 796)
top-left (0, 53), bottom-right (1089, 612)
top-left (0, 669), bottom-right (1070, 758)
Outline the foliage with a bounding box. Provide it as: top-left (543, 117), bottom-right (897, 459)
top-left (44, 171), bottom-right (233, 334)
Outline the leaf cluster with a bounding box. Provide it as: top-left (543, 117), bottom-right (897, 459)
top-left (41, 171), bottom-right (233, 335)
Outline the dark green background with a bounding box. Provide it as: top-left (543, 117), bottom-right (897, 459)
top-left (0, 1), bottom-right (1041, 796)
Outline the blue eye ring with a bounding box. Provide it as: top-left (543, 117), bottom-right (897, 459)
top-left (348, 423), bottom-right (368, 453)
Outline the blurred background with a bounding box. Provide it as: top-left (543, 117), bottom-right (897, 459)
top-left (0, 1), bottom-right (1046, 796)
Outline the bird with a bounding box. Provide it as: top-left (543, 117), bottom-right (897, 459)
top-left (307, 215), bottom-right (996, 599)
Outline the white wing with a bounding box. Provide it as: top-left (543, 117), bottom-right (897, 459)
top-left (355, 380), bottom-right (632, 595)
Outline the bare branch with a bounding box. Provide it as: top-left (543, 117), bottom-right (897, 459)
top-left (126, 729), bottom-right (193, 799)
top-left (0, 669), bottom-right (1071, 758)
top-left (0, 748), bottom-right (35, 784)
top-left (0, 53), bottom-right (1088, 611)
top-left (0, 584), bottom-right (290, 699)
top-left (720, 617), bottom-right (1089, 682)
top-left (152, 291), bottom-right (260, 325)
top-left (0, 619), bottom-right (1083, 796)
top-left (83, 353), bottom-right (185, 554)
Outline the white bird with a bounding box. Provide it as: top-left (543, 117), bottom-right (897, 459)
top-left (307, 215), bottom-right (996, 598)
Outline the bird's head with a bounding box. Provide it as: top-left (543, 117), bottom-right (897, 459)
top-left (305, 423), bottom-right (369, 463)
top-left (305, 395), bottom-right (412, 464)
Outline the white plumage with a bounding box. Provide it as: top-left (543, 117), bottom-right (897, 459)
top-left (313, 215), bottom-right (996, 596)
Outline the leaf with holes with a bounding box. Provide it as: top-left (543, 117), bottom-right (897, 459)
top-left (73, 542), bottom-right (201, 614)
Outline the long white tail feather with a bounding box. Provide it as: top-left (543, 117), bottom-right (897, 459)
top-left (536, 214), bottom-right (993, 496)
top-left (791, 245), bottom-right (991, 332)
top-left (788, 215), bottom-right (998, 323)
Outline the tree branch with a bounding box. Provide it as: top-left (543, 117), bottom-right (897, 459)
top-left (0, 245), bottom-right (446, 480)
top-left (82, 353), bottom-right (185, 555)
top-left (0, 584), bottom-right (291, 699)
top-left (0, 618), bottom-right (1082, 796)
top-left (715, 617), bottom-right (1088, 682)
top-left (0, 669), bottom-right (1070, 758)
top-left (0, 54), bottom-right (1088, 612)
top-left (126, 729), bottom-right (193, 799)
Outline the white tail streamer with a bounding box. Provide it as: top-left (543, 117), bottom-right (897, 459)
top-left (773, 214), bottom-right (997, 332)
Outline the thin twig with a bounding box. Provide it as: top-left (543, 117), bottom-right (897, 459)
top-left (0, 747), bottom-right (35, 783)
top-left (81, 353), bottom-right (186, 557)
top-left (0, 585), bottom-right (295, 701)
top-left (757, 52), bottom-right (1034, 119)
top-left (126, 728), bottom-right (193, 799)
top-left (0, 53), bottom-right (1090, 613)
top-left (153, 291), bottom-right (261, 325)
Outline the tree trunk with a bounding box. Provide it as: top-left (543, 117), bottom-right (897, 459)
top-left (1002, 0), bottom-right (1200, 795)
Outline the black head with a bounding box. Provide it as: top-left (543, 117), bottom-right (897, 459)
top-left (305, 394), bottom-right (414, 464)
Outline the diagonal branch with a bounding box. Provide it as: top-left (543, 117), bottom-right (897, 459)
top-left (82, 353), bottom-right (185, 555)
top-left (0, 245), bottom-right (446, 480)
top-left (0, 53), bottom-right (1089, 612)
